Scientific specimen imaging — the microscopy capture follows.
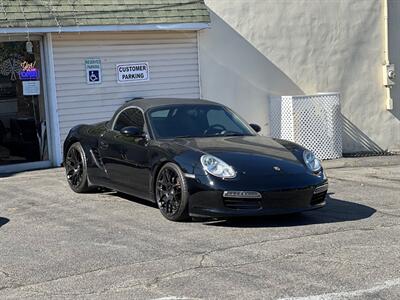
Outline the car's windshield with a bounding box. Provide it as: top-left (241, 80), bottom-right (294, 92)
top-left (148, 104), bottom-right (255, 139)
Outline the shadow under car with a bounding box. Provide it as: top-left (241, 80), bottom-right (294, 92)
top-left (204, 194), bottom-right (376, 227)
top-left (109, 191), bottom-right (376, 227)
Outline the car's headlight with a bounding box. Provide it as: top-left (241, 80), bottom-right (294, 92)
top-left (303, 150), bottom-right (322, 173)
top-left (200, 154), bottom-right (236, 179)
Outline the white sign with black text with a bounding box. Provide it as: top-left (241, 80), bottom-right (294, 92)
top-left (117, 62), bottom-right (149, 83)
top-left (85, 58), bottom-right (102, 84)
top-left (22, 81), bottom-right (40, 96)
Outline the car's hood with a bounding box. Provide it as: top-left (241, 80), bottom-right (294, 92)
top-left (172, 136), bottom-right (307, 175)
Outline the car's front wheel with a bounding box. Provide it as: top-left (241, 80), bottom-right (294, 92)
top-left (65, 142), bottom-right (92, 193)
top-left (155, 163), bottom-right (190, 221)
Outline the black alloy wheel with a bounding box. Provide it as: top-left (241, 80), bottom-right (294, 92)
top-left (65, 142), bottom-right (91, 193)
top-left (156, 163), bottom-right (189, 221)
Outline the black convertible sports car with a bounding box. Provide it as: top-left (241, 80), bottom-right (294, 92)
top-left (64, 98), bottom-right (328, 221)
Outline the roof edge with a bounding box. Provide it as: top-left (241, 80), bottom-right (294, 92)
top-left (0, 23), bottom-right (210, 34)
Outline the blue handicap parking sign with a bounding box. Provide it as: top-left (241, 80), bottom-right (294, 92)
top-left (85, 58), bottom-right (102, 84)
top-left (88, 70), bottom-right (100, 83)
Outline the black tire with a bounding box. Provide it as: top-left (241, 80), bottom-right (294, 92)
top-left (65, 142), bottom-right (92, 193)
top-left (155, 163), bottom-right (190, 221)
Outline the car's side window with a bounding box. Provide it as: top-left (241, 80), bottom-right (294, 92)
top-left (114, 108), bottom-right (145, 131)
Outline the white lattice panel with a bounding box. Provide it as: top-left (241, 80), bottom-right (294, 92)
top-left (269, 93), bottom-right (342, 160)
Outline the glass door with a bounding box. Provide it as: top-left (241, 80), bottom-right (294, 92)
top-left (0, 40), bottom-right (49, 169)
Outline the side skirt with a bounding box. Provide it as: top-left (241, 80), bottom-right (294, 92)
top-left (93, 178), bottom-right (155, 203)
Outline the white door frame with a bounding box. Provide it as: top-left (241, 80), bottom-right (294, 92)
top-left (43, 33), bottom-right (62, 167)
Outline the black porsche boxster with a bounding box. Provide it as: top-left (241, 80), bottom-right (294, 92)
top-left (64, 98), bottom-right (328, 221)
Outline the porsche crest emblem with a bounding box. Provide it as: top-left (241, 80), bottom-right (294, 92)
top-left (273, 166), bottom-right (281, 172)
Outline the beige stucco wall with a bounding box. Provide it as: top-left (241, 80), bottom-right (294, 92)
top-left (199, 0), bottom-right (400, 153)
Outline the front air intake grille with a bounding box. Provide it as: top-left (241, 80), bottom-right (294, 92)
top-left (223, 198), bottom-right (262, 210)
top-left (311, 191), bottom-right (327, 206)
top-left (314, 184), bottom-right (328, 194)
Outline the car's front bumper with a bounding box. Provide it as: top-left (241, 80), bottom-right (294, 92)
top-left (186, 173), bottom-right (328, 218)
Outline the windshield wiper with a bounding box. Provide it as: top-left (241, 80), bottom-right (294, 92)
top-left (220, 133), bottom-right (247, 137)
top-left (174, 135), bottom-right (197, 139)
top-left (173, 133), bottom-right (248, 139)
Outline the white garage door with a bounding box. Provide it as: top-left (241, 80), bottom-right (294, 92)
top-left (52, 31), bottom-right (200, 144)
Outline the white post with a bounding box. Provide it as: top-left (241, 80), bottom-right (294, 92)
top-left (44, 32), bottom-right (62, 166)
top-left (383, 0), bottom-right (394, 110)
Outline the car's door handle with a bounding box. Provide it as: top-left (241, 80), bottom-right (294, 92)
top-left (120, 148), bottom-right (128, 160)
top-left (99, 140), bottom-right (109, 149)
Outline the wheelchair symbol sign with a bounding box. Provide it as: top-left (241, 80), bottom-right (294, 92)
top-left (89, 70), bottom-right (99, 82)
top-left (85, 58), bottom-right (102, 84)
top-left (87, 69), bottom-right (101, 84)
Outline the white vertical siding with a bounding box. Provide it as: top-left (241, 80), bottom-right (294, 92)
top-left (52, 31), bottom-right (200, 144)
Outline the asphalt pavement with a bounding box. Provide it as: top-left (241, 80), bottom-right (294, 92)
top-left (0, 156), bottom-right (399, 299)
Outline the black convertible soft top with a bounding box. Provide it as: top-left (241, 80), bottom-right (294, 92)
top-left (121, 98), bottom-right (220, 112)
top-left (108, 98), bottom-right (223, 130)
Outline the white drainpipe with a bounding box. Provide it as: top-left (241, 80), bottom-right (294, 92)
top-left (383, 0), bottom-right (394, 110)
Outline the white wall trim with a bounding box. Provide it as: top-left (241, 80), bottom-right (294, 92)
top-left (196, 30), bottom-right (203, 99)
top-left (0, 35), bottom-right (43, 41)
top-left (39, 37), bottom-right (54, 167)
top-left (44, 33), bottom-right (62, 166)
top-left (0, 23), bottom-right (210, 34)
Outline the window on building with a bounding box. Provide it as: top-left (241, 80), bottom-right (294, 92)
top-left (0, 40), bottom-right (48, 166)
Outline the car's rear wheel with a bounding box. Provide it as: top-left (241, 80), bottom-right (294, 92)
top-left (65, 142), bottom-right (92, 193)
top-left (155, 163), bottom-right (189, 221)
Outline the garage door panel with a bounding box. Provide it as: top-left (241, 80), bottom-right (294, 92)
top-left (53, 31), bottom-right (200, 147)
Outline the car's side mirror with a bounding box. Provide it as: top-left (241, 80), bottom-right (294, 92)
top-left (120, 126), bottom-right (145, 138)
top-left (249, 123), bottom-right (262, 133)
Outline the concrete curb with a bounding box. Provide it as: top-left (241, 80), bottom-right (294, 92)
top-left (323, 155), bottom-right (400, 169)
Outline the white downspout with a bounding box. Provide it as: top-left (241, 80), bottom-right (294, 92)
top-left (383, 0), bottom-right (394, 110)
top-left (383, 0), bottom-right (389, 65)
top-left (44, 33), bottom-right (62, 166)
